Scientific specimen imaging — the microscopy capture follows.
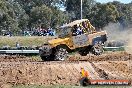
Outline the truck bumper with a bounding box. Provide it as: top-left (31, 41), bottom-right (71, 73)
top-left (39, 45), bottom-right (52, 56)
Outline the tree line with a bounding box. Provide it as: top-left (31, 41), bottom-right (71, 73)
top-left (0, 0), bottom-right (131, 34)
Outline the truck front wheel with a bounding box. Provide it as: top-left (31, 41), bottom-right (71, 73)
top-left (40, 56), bottom-right (51, 61)
top-left (55, 47), bottom-right (68, 61)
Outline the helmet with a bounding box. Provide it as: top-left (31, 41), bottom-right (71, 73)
top-left (77, 24), bottom-right (79, 27)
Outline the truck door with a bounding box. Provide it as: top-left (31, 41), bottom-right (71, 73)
top-left (72, 34), bottom-right (89, 48)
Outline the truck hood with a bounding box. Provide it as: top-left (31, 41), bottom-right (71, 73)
top-left (48, 38), bottom-right (69, 45)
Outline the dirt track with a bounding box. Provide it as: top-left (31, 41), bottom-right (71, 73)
top-left (0, 52), bottom-right (131, 86)
top-left (0, 55), bottom-right (38, 62)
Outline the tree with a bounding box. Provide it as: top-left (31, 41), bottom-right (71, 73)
top-left (0, 0), bottom-right (20, 33)
top-left (0, 0), bottom-right (30, 34)
top-left (14, 0), bottom-right (69, 29)
top-left (112, 1), bottom-right (132, 26)
top-left (86, 3), bottom-right (119, 29)
top-left (65, 0), bottom-right (95, 20)
top-left (9, 0), bottom-right (29, 31)
top-left (1, 0), bottom-right (130, 34)
top-left (50, 7), bottom-right (69, 28)
top-left (30, 5), bottom-right (52, 29)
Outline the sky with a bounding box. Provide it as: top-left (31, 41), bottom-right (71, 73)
top-left (96, 0), bottom-right (132, 4)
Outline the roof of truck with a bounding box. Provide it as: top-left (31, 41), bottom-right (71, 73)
top-left (60, 19), bottom-right (88, 28)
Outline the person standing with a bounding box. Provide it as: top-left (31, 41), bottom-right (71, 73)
top-left (16, 42), bottom-right (20, 49)
top-left (80, 67), bottom-right (91, 86)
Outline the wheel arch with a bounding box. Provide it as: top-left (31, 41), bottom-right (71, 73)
top-left (92, 34), bottom-right (107, 45)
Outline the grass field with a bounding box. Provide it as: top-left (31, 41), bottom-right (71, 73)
top-left (0, 36), bottom-right (125, 52)
top-left (0, 36), bottom-right (56, 47)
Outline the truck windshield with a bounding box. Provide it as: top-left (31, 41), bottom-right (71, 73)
top-left (58, 27), bottom-right (72, 38)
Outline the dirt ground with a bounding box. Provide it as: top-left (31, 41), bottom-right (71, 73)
top-left (0, 52), bottom-right (131, 87)
top-left (0, 55), bottom-right (39, 62)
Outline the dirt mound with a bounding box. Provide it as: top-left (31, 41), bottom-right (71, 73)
top-left (0, 61), bottom-right (101, 86)
top-left (0, 61), bottom-right (131, 86)
top-left (0, 52), bottom-right (131, 86)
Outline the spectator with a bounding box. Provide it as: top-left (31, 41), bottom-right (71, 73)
top-left (16, 42), bottom-right (20, 49)
top-left (48, 27), bottom-right (54, 36)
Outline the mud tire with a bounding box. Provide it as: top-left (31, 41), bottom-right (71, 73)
top-left (40, 56), bottom-right (48, 61)
top-left (79, 51), bottom-right (88, 56)
top-left (40, 55), bottom-right (53, 61)
top-left (55, 47), bottom-right (68, 61)
top-left (91, 43), bottom-right (103, 55)
top-left (40, 56), bottom-right (50, 61)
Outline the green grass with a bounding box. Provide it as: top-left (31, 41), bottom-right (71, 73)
top-left (12, 85), bottom-right (131, 88)
top-left (103, 47), bottom-right (125, 51)
top-left (28, 55), bottom-right (42, 61)
top-left (0, 36), bottom-right (55, 47)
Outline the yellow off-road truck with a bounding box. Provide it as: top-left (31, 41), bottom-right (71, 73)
top-left (39, 19), bottom-right (107, 61)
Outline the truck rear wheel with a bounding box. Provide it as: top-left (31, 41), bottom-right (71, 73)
top-left (55, 47), bottom-right (68, 61)
top-left (91, 43), bottom-right (103, 55)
